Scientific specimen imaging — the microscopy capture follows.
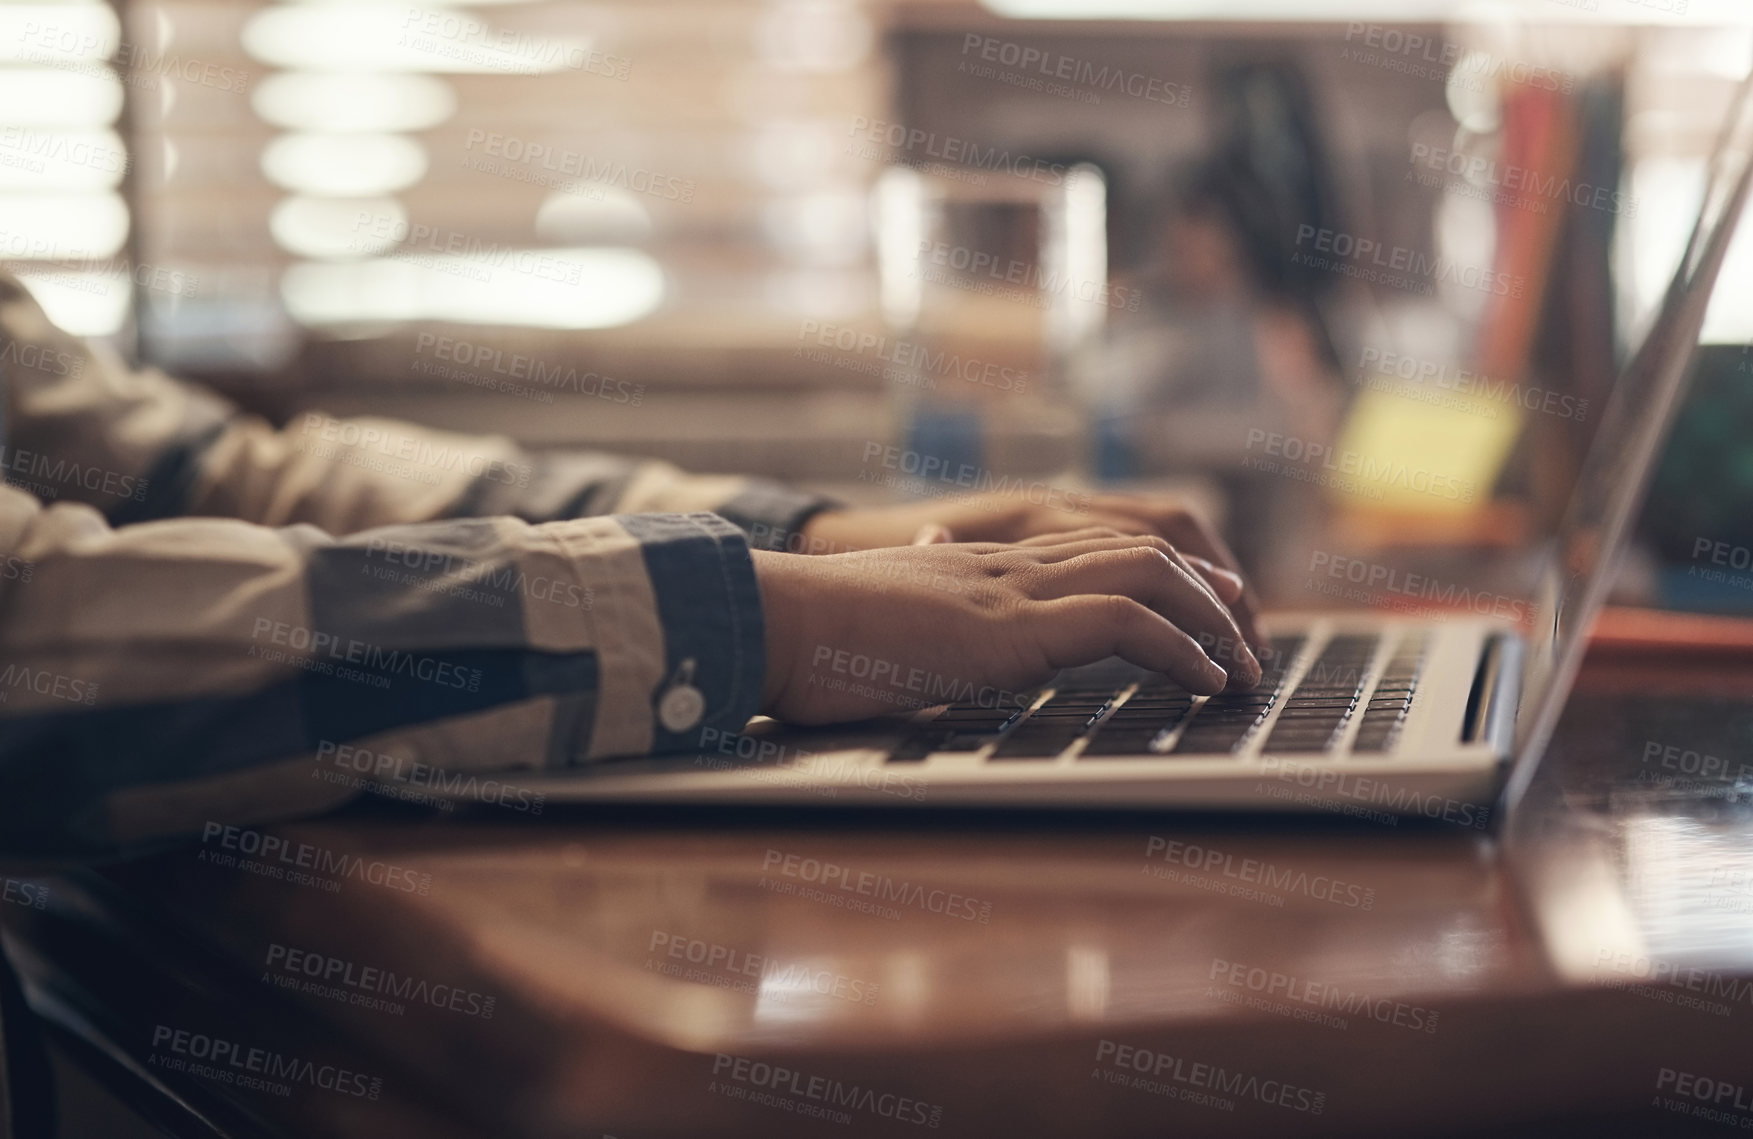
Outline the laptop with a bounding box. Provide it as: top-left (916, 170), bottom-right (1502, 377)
top-left (521, 73), bottom-right (1753, 822)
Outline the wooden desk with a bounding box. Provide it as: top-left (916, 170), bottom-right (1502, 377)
top-left (7, 638), bottom-right (1753, 1138)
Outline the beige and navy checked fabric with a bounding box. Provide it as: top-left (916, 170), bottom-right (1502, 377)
top-left (0, 270), bottom-right (833, 858)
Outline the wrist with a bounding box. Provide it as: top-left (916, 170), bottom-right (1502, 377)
top-left (750, 549), bottom-right (803, 713)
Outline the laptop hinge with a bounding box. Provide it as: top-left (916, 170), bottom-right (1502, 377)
top-left (1461, 635), bottom-right (1507, 744)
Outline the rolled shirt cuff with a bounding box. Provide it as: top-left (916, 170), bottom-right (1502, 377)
top-left (612, 512), bottom-right (768, 753)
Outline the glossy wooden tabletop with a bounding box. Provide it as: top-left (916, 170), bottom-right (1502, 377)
top-left (10, 628), bottom-right (1753, 1138)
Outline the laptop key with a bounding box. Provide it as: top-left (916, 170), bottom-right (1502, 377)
top-left (1076, 688), bottom-right (1194, 757)
top-left (989, 724), bottom-right (1086, 759)
top-left (1172, 720), bottom-right (1271, 754)
top-left (887, 728), bottom-right (999, 762)
top-left (1170, 731), bottom-right (1254, 754)
top-left (1258, 632), bottom-right (1382, 755)
top-left (1079, 729), bottom-right (1170, 757)
top-left (1351, 635), bottom-right (1429, 754)
top-left (1268, 736), bottom-right (1344, 754)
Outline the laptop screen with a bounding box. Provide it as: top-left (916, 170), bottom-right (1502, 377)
top-left (1502, 72), bottom-right (1753, 811)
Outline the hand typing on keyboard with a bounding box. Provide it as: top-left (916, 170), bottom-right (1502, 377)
top-left (797, 492), bottom-right (1266, 650)
top-left (750, 529), bottom-right (1263, 726)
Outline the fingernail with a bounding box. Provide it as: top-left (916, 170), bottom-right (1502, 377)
top-left (1241, 645), bottom-right (1261, 678)
top-left (1213, 568), bottom-right (1243, 590)
top-left (1204, 659), bottom-right (1229, 691)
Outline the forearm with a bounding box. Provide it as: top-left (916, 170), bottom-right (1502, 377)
top-left (0, 480), bottom-right (765, 858)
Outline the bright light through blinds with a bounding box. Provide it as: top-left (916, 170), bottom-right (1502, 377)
top-left (243, 0), bottom-right (664, 331)
top-left (252, 72), bottom-right (457, 133)
top-left (0, 1), bottom-right (133, 336)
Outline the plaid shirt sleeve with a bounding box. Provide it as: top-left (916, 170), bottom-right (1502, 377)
top-left (0, 273), bottom-right (835, 550)
top-left (0, 272), bottom-right (833, 858)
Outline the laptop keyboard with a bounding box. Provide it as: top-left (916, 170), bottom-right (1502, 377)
top-left (1351, 634), bottom-right (1429, 753)
top-left (1258, 635), bottom-right (1379, 754)
top-left (887, 631), bottom-right (1430, 764)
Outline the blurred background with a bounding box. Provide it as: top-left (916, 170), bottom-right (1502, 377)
top-left (4, 0), bottom-right (1753, 617)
